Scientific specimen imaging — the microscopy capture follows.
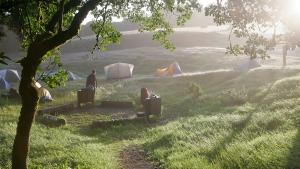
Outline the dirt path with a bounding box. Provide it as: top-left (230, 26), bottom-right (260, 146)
top-left (120, 146), bottom-right (161, 169)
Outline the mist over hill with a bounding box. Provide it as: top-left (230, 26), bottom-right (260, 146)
top-left (62, 31), bottom-right (229, 54)
top-left (0, 26), bottom-right (23, 58)
top-left (63, 13), bottom-right (229, 53)
top-left (0, 12), bottom-right (228, 60)
top-left (79, 12), bottom-right (215, 37)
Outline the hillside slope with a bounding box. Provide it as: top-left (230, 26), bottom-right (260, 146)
top-left (0, 68), bottom-right (300, 168)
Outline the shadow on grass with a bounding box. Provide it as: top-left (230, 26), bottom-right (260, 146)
top-left (0, 98), bottom-right (21, 107)
top-left (72, 120), bottom-right (150, 145)
top-left (163, 95), bottom-right (239, 122)
top-left (286, 124), bottom-right (300, 168)
top-left (207, 112), bottom-right (253, 162)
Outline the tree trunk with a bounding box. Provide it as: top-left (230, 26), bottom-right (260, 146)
top-left (283, 44), bottom-right (287, 67)
top-left (12, 49), bottom-right (41, 169)
top-left (10, 1), bottom-right (96, 167)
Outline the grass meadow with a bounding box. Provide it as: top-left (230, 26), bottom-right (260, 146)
top-left (0, 48), bottom-right (300, 168)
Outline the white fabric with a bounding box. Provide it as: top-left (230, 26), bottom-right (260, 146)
top-left (104, 63), bottom-right (134, 79)
top-left (34, 81), bottom-right (42, 88)
top-left (0, 69), bottom-right (20, 83)
top-left (172, 62), bottom-right (183, 75)
top-left (39, 87), bottom-right (53, 101)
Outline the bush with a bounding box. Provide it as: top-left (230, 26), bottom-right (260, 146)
top-left (187, 82), bottom-right (203, 99)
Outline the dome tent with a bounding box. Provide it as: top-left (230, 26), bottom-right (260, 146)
top-left (39, 87), bottom-right (53, 103)
top-left (0, 69), bottom-right (20, 83)
top-left (67, 71), bottom-right (81, 81)
top-left (42, 70), bottom-right (81, 81)
top-left (0, 77), bottom-right (11, 90)
top-left (156, 62), bottom-right (183, 77)
top-left (31, 80), bottom-right (53, 103)
top-left (104, 63), bottom-right (134, 79)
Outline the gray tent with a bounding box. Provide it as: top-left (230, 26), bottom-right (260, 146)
top-left (67, 71), bottom-right (81, 81)
top-left (104, 63), bottom-right (134, 79)
top-left (0, 77), bottom-right (11, 90)
top-left (0, 69), bottom-right (20, 83)
top-left (43, 70), bottom-right (81, 81)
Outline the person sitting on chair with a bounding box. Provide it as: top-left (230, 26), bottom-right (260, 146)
top-left (86, 69), bottom-right (97, 91)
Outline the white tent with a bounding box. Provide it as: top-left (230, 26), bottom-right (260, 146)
top-left (0, 69), bottom-right (20, 83)
top-left (0, 77), bottom-right (11, 90)
top-left (38, 87), bottom-right (53, 103)
top-left (104, 63), bottom-right (134, 79)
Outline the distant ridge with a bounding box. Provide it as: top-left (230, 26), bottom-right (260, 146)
top-left (80, 12), bottom-right (215, 37)
top-left (0, 13), bottom-right (223, 57)
top-left (62, 31), bottom-right (229, 53)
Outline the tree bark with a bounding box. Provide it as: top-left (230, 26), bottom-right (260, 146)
top-left (283, 44), bottom-right (287, 67)
top-left (12, 47), bottom-right (42, 169)
top-left (11, 1), bottom-right (102, 167)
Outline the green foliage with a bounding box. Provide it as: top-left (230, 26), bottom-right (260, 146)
top-left (124, 0), bottom-right (201, 50)
top-left (36, 50), bottom-right (69, 88)
top-left (91, 20), bottom-right (121, 51)
top-left (40, 69), bottom-right (68, 88)
top-left (205, 0), bottom-right (300, 59)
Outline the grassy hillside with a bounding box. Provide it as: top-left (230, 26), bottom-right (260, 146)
top-left (1, 66), bottom-right (300, 168)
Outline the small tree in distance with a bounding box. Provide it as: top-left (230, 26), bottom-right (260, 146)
top-left (0, 0), bottom-right (201, 168)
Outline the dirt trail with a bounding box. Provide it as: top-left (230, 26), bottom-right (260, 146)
top-left (120, 146), bottom-right (161, 169)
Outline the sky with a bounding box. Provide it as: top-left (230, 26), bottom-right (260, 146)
top-left (82, 0), bottom-right (215, 24)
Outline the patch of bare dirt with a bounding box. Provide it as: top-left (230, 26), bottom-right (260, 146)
top-left (120, 146), bottom-right (161, 169)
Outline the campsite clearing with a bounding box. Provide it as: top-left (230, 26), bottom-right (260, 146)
top-left (0, 47), bottom-right (300, 168)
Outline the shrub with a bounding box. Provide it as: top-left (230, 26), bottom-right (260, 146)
top-left (187, 82), bottom-right (203, 99)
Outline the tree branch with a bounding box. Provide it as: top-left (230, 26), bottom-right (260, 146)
top-left (93, 1), bottom-right (110, 51)
top-left (24, 0), bottom-right (34, 42)
top-left (58, 0), bottom-right (65, 32)
top-left (46, 0), bottom-right (81, 33)
top-left (43, 0), bottom-right (102, 51)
